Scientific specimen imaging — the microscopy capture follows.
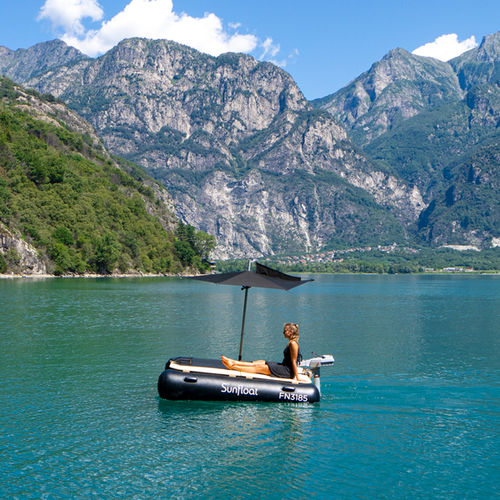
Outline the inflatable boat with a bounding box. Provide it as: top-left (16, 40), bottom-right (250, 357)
top-left (157, 354), bottom-right (334, 403)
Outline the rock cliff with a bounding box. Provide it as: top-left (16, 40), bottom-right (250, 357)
top-left (315, 31), bottom-right (500, 247)
top-left (0, 38), bottom-right (424, 258)
top-left (0, 222), bottom-right (47, 275)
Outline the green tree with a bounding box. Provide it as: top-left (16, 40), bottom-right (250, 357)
top-left (193, 231), bottom-right (216, 260)
top-left (0, 252), bottom-right (7, 273)
top-left (5, 248), bottom-right (20, 269)
top-left (174, 239), bottom-right (195, 267)
top-left (93, 233), bottom-right (121, 273)
top-left (49, 242), bottom-right (72, 275)
top-left (52, 226), bottom-right (73, 246)
top-left (175, 222), bottom-right (215, 270)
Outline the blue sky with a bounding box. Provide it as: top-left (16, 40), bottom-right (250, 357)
top-left (0, 0), bottom-right (499, 99)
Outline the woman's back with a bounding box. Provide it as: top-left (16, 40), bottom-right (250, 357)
top-left (282, 342), bottom-right (302, 369)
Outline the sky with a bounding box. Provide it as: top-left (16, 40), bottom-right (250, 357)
top-left (0, 0), bottom-right (499, 100)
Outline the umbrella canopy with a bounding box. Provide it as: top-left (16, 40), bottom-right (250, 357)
top-left (191, 263), bottom-right (313, 359)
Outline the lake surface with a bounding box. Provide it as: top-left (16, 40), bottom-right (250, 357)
top-left (1, 274), bottom-right (499, 498)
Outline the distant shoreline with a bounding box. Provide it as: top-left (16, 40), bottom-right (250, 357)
top-left (2, 270), bottom-right (499, 280)
top-left (0, 272), bottom-right (194, 280)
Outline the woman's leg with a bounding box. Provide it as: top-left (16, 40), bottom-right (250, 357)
top-left (221, 356), bottom-right (264, 367)
top-left (230, 362), bottom-right (271, 375)
top-left (222, 357), bottom-right (265, 367)
top-left (221, 356), bottom-right (271, 375)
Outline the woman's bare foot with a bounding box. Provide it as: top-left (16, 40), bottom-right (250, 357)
top-left (221, 355), bottom-right (234, 369)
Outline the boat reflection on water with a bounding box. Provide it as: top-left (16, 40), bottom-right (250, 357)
top-left (156, 396), bottom-right (317, 463)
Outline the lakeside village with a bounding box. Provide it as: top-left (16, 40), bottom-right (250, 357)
top-left (258, 243), bottom-right (490, 273)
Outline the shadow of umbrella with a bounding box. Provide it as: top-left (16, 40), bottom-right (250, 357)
top-left (191, 262), bottom-right (313, 360)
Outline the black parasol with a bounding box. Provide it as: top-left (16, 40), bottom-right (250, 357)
top-left (191, 262), bottom-right (313, 360)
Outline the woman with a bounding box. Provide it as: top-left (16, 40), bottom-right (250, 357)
top-left (221, 323), bottom-right (309, 382)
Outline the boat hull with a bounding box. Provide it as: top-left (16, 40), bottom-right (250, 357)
top-left (158, 357), bottom-right (320, 403)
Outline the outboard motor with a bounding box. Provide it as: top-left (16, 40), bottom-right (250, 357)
top-left (299, 354), bottom-right (334, 394)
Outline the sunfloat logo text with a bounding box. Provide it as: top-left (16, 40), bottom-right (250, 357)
top-left (279, 392), bottom-right (309, 402)
top-left (221, 383), bottom-right (259, 396)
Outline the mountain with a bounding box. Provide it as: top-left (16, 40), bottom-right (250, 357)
top-left (0, 76), bottom-right (213, 275)
top-left (416, 139), bottom-right (500, 246)
top-left (3, 33), bottom-right (497, 254)
top-left (0, 38), bottom-right (424, 258)
top-left (0, 39), bottom-right (89, 83)
top-left (313, 48), bottom-right (464, 146)
top-left (315, 31), bottom-right (500, 247)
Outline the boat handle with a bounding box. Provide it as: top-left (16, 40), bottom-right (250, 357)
top-left (184, 376), bottom-right (198, 383)
top-left (282, 386), bottom-right (296, 392)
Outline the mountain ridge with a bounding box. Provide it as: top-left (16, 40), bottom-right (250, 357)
top-left (315, 30), bottom-right (499, 247)
top-left (0, 37), bottom-right (424, 258)
top-left (1, 32), bottom-right (498, 256)
top-left (313, 47), bottom-right (465, 146)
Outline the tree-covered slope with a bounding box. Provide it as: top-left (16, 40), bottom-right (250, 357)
top-left (364, 99), bottom-right (497, 196)
top-left (0, 77), bottom-right (213, 275)
top-left (416, 139), bottom-right (500, 246)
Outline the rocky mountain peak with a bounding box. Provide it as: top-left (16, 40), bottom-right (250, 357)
top-left (35, 37), bottom-right (310, 168)
top-left (313, 45), bottom-right (462, 145)
top-left (0, 46), bottom-right (14, 58)
top-left (0, 39), bottom-right (88, 83)
top-left (450, 30), bottom-right (500, 91)
top-left (472, 30), bottom-right (500, 62)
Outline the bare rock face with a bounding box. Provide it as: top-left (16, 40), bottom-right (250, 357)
top-left (0, 39), bottom-right (88, 83)
top-left (0, 223), bottom-right (47, 275)
top-left (1, 38), bottom-right (426, 257)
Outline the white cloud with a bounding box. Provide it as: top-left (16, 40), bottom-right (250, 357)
top-left (38, 0), bottom-right (103, 36)
top-left (261, 37), bottom-right (280, 59)
top-left (259, 38), bottom-right (295, 68)
top-left (38, 0), bottom-right (259, 57)
top-left (288, 48), bottom-right (299, 62)
top-left (412, 33), bottom-right (478, 61)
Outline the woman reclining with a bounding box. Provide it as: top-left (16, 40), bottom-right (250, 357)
top-left (221, 323), bottom-right (311, 383)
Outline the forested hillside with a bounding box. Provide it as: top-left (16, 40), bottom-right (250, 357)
top-left (0, 77), bottom-right (214, 275)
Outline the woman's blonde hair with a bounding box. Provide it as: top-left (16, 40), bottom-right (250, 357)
top-left (284, 322), bottom-right (299, 341)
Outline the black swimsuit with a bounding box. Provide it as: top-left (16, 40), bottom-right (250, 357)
top-left (266, 343), bottom-right (301, 378)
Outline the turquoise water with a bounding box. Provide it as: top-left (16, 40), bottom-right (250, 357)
top-left (0, 274), bottom-right (499, 498)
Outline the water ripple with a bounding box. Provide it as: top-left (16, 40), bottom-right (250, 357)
top-left (1, 276), bottom-right (499, 498)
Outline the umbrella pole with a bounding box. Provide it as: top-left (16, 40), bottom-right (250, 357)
top-left (238, 286), bottom-right (250, 361)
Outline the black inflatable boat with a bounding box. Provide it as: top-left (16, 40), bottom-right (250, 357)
top-left (158, 355), bottom-right (334, 403)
